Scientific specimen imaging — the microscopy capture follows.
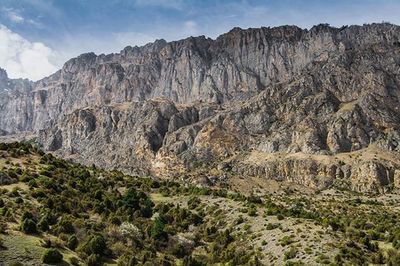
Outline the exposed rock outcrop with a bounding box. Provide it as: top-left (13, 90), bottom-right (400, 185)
top-left (2, 23), bottom-right (400, 192)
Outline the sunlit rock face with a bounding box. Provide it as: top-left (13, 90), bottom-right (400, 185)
top-left (2, 23), bottom-right (400, 192)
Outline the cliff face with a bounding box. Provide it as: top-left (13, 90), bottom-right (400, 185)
top-left (2, 23), bottom-right (400, 192)
top-left (0, 68), bottom-right (33, 134)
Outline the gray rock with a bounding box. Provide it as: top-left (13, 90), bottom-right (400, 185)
top-left (1, 23), bottom-right (400, 192)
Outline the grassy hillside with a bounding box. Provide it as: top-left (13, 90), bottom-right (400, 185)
top-left (0, 142), bottom-right (400, 265)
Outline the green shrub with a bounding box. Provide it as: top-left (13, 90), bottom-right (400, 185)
top-left (151, 217), bottom-right (167, 241)
top-left (248, 208), bottom-right (257, 217)
top-left (87, 254), bottom-right (101, 266)
top-left (284, 246), bottom-right (298, 260)
top-left (9, 263), bottom-right (24, 266)
top-left (188, 196), bottom-right (201, 209)
top-left (69, 257), bottom-right (80, 266)
top-left (108, 215), bottom-right (121, 225)
top-left (0, 207), bottom-right (9, 217)
top-left (247, 194), bottom-right (262, 204)
top-left (41, 248), bottom-right (63, 264)
top-left (15, 197), bottom-right (23, 204)
top-left (117, 253), bottom-right (137, 266)
top-left (171, 243), bottom-right (187, 258)
top-left (21, 211), bottom-right (33, 221)
top-left (0, 221), bottom-right (7, 233)
top-left (79, 235), bottom-right (107, 255)
top-left (266, 223), bottom-right (280, 230)
top-left (40, 238), bottom-right (52, 248)
top-left (20, 218), bottom-right (37, 234)
top-left (67, 235), bottom-right (79, 250)
top-left (235, 215), bottom-right (245, 225)
top-left (38, 216), bottom-right (49, 232)
top-left (279, 236), bottom-right (294, 246)
top-left (56, 216), bottom-right (75, 234)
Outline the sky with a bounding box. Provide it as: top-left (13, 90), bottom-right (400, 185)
top-left (0, 0), bottom-right (400, 81)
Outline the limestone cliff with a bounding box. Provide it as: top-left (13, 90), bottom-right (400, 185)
top-left (2, 23), bottom-right (400, 192)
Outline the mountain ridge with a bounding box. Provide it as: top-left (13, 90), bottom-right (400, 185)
top-left (1, 22), bottom-right (400, 192)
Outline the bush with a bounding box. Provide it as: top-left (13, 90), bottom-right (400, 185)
top-left (56, 216), bottom-right (75, 234)
top-left (9, 263), bottom-right (24, 266)
top-left (248, 208), bottom-right (257, 217)
top-left (38, 216), bottom-right (49, 232)
top-left (15, 197), bottom-right (23, 204)
top-left (87, 254), bottom-right (101, 266)
top-left (41, 248), bottom-right (63, 264)
top-left (188, 196), bottom-right (201, 209)
top-left (117, 254), bottom-right (138, 266)
top-left (21, 211), bottom-right (34, 221)
top-left (20, 218), bottom-right (37, 234)
top-left (247, 194), bottom-right (262, 204)
top-left (171, 243), bottom-right (187, 258)
top-left (266, 223), bottom-right (280, 230)
top-left (279, 236), bottom-right (294, 246)
top-left (69, 257), bottom-right (80, 266)
top-left (121, 188), bottom-right (154, 217)
top-left (0, 221), bottom-right (7, 233)
top-left (235, 215), bottom-right (245, 225)
top-left (108, 215), bottom-right (121, 225)
top-left (80, 235), bottom-right (107, 255)
top-left (151, 217), bottom-right (167, 241)
top-left (67, 235), bottom-right (79, 250)
top-left (284, 246), bottom-right (298, 260)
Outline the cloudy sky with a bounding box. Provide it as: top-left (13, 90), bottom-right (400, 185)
top-left (1, 0), bottom-right (400, 81)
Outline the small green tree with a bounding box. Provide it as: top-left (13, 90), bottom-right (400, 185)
top-left (171, 243), bottom-right (187, 258)
top-left (151, 217), bottom-right (167, 241)
top-left (117, 254), bottom-right (137, 266)
top-left (21, 211), bottom-right (33, 221)
top-left (20, 218), bottom-right (37, 234)
top-left (67, 235), bottom-right (79, 250)
top-left (41, 248), bottom-right (63, 264)
top-left (56, 216), bottom-right (75, 234)
top-left (38, 216), bottom-right (49, 232)
top-left (69, 257), bottom-right (80, 266)
top-left (284, 246), bottom-right (298, 260)
top-left (79, 234), bottom-right (107, 256)
top-left (87, 254), bottom-right (101, 266)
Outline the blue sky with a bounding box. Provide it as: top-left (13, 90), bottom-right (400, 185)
top-left (1, 0), bottom-right (400, 80)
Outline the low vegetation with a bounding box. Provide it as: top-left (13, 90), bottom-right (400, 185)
top-left (0, 142), bottom-right (399, 265)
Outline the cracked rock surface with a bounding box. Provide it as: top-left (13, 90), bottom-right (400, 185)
top-left (2, 23), bottom-right (400, 192)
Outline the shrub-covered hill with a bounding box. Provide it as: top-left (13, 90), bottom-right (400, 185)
top-left (1, 142), bottom-right (400, 265)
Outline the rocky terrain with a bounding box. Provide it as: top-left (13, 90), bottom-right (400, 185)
top-left (1, 142), bottom-right (400, 265)
top-left (1, 23), bottom-right (400, 192)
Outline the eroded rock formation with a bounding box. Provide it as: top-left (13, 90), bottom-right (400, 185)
top-left (2, 23), bottom-right (400, 192)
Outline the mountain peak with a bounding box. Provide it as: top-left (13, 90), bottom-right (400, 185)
top-left (0, 68), bottom-right (8, 80)
top-left (0, 68), bottom-right (9, 89)
top-left (2, 23), bottom-right (400, 196)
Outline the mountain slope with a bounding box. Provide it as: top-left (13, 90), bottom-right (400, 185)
top-left (1, 23), bottom-right (400, 192)
top-left (1, 142), bottom-right (400, 265)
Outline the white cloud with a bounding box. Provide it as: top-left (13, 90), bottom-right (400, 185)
top-left (0, 24), bottom-right (58, 81)
top-left (7, 11), bottom-right (24, 23)
top-left (2, 7), bottom-right (42, 27)
top-left (2, 7), bottom-right (25, 24)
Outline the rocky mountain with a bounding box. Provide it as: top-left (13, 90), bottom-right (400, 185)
top-left (2, 23), bottom-right (400, 192)
top-left (0, 68), bottom-right (33, 135)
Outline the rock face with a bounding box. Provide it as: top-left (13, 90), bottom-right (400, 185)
top-left (0, 68), bottom-right (33, 134)
top-left (3, 23), bottom-right (400, 192)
